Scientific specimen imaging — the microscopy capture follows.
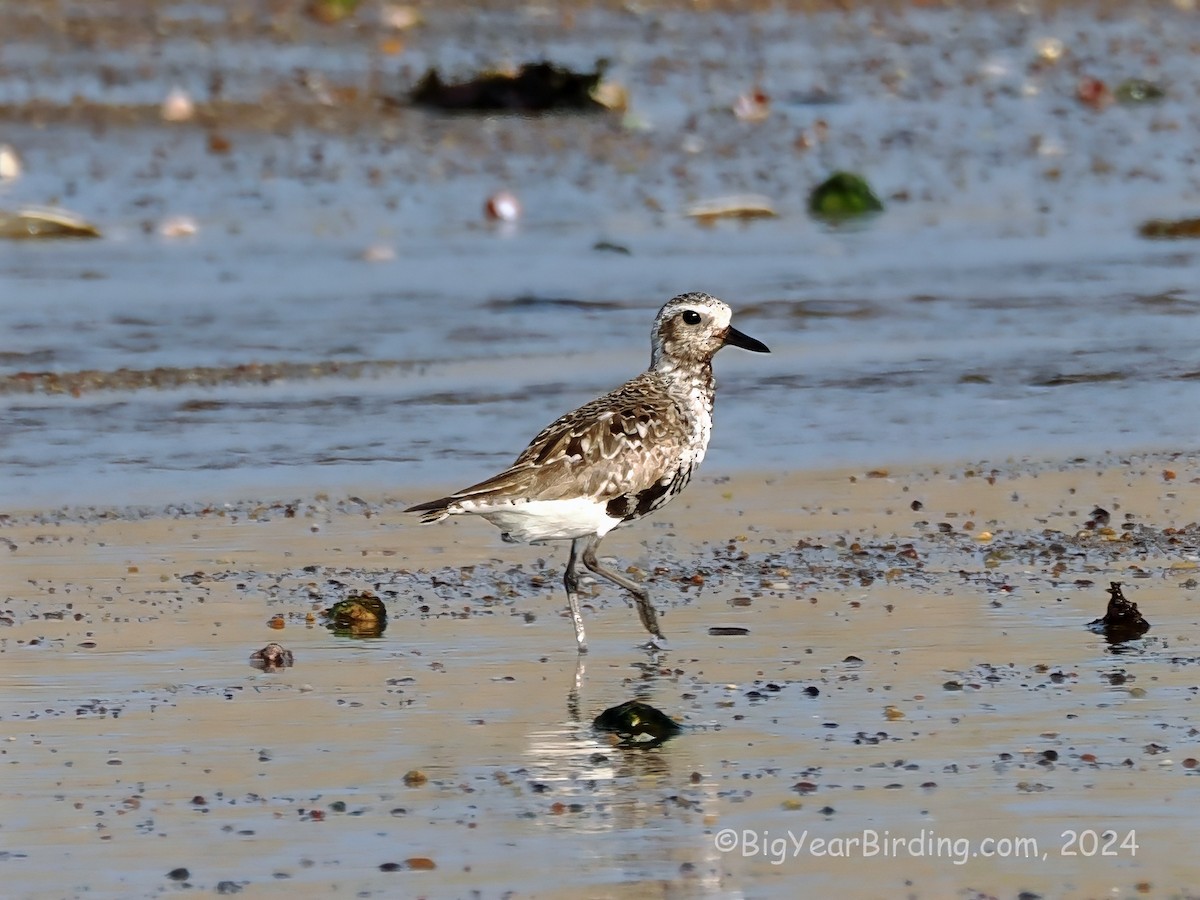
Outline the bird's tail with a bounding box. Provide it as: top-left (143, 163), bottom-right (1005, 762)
top-left (406, 469), bottom-right (530, 523)
top-left (403, 497), bottom-right (454, 523)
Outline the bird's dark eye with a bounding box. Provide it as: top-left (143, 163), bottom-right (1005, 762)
top-left (682, 310), bottom-right (702, 325)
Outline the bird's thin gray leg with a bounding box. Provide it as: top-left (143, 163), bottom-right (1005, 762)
top-left (579, 534), bottom-right (667, 647)
top-left (563, 537), bottom-right (589, 653)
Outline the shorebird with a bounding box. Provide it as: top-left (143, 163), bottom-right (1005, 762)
top-left (406, 292), bottom-right (769, 651)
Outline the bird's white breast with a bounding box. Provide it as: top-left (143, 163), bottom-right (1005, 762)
top-left (466, 497), bottom-right (621, 543)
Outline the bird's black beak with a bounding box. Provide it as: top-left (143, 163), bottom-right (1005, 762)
top-left (723, 325), bottom-right (770, 353)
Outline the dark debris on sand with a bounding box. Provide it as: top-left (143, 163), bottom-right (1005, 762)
top-left (593, 700), bottom-right (683, 746)
top-left (1088, 582), bottom-right (1151, 643)
top-left (407, 62), bottom-right (608, 113)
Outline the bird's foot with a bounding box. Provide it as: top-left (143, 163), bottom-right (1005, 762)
top-left (642, 634), bottom-right (670, 653)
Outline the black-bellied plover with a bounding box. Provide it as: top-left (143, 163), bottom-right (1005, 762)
top-left (406, 292), bottom-right (769, 651)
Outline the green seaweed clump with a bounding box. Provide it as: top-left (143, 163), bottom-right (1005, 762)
top-left (808, 172), bottom-right (884, 221)
top-left (323, 590), bottom-right (388, 638)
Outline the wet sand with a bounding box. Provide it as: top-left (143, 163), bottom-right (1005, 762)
top-left (4, 1), bottom-right (1200, 896)
top-left (4, 453), bottom-right (1199, 898)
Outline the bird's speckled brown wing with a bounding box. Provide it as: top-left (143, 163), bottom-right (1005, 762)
top-left (415, 372), bottom-right (692, 513)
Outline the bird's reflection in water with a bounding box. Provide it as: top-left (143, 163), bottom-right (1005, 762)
top-left (518, 653), bottom-right (723, 892)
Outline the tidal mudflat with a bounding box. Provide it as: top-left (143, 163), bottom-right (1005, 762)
top-left (4, 457), bottom-right (1200, 897)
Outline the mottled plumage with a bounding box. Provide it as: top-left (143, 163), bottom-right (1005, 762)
top-left (406, 291), bottom-right (769, 651)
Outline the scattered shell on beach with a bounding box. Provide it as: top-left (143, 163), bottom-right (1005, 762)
top-left (685, 195), bottom-right (777, 223)
top-left (0, 144), bottom-right (21, 181)
top-left (732, 87), bottom-right (770, 122)
top-left (0, 206), bottom-right (102, 240)
top-left (161, 86), bottom-right (195, 122)
top-left (485, 190), bottom-right (522, 223)
top-left (360, 243), bottom-right (396, 262)
top-left (379, 4), bottom-right (421, 30)
top-left (158, 215), bottom-right (198, 238)
top-left (250, 642), bottom-right (295, 670)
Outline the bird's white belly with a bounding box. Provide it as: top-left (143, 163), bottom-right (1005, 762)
top-left (467, 497), bottom-right (621, 543)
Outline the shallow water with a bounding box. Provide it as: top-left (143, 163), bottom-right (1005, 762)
top-left (3, 3), bottom-right (1200, 508)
